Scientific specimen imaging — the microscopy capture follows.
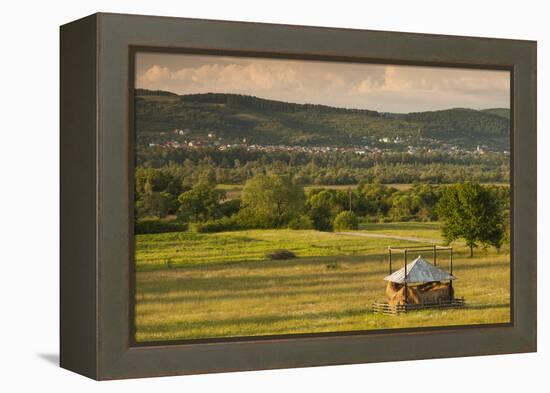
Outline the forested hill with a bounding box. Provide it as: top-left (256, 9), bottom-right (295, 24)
top-left (481, 108), bottom-right (510, 119)
top-left (135, 89), bottom-right (510, 150)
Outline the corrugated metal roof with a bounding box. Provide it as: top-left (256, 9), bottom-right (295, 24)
top-left (384, 255), bottom-right (456, 284)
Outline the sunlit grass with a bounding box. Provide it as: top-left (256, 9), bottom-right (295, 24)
top-left (135, 224), bottom-right (510, 342)
top-left (358, 221), bottom-right (443, 240)
top-left (135, 229), bottom-right (420, 271)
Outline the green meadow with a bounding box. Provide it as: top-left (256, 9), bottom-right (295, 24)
top-left (135, 222), bottom-right (510, 342)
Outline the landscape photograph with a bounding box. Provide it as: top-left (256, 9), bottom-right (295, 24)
top-left (132, 52), bottom-right (511, 342)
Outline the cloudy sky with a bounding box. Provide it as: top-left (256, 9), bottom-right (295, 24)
top-left (136, 52), bottom-right (510, 113)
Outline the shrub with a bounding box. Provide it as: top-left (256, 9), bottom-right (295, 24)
top-left (360, 215), bottom-right (380, 224)
top-left (333, 211), bottom-right (359, 231)
top-left (233, 209), bottom-right (271, 229)
top-left (288, 215), bottom-right (314, 230)
top-left (191, 216), bottom-right (240, 233)
top-left (266, 249), bottom-right (296, 260)
top-left (135, 219), bottom-right (187, 234)
top-left (135, 191), bottom-right (178, 219)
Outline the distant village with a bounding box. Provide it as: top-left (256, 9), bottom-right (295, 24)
top-left (144, 128), bottom-right (509, 156)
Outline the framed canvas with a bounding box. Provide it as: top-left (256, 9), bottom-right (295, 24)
top-left (60, 12), bottom-right (537, 380)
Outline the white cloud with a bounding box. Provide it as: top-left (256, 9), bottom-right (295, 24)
top-left (355, 76), bottom-right (384, 93)
top-left (139, 62), bottom-right (305, 94)
top-left (140, 65), bottom-right (171, 83)
top-left (354, 66), bottom-right (509, 94)
top-left (136, 54), bottom-right (510, 112)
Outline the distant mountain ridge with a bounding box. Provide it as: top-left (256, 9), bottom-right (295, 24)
top-left (135, 89), bottom-right (510, 150)
top-left (481, 108), bottom-right (510, 119)
top-left (178, 92), bottom-right (381, 117)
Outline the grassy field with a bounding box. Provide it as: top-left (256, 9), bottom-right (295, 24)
top-left (135, 222), bottom-right (510, 342)
top-left (359, 221), bottom-right (443, 240)
top-left (135, 229), bottom-right (421, 271)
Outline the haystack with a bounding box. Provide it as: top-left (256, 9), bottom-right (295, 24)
top-left (384, 255), bottom-right (456, 306)
top-left (386, 281), bottom-right (454, 306)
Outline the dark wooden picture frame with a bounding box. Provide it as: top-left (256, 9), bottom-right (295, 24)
top-left (60, 12), bottom-right (537, 380)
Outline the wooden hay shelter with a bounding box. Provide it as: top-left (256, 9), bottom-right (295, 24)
top-left (372, 245), bottom-right (465, 315)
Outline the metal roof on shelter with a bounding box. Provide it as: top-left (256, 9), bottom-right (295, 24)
top-left (384, 255), bottom-right (456, 284)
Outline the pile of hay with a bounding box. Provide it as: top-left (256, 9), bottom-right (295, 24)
top-left (386, 281), bottom-right (454, 306)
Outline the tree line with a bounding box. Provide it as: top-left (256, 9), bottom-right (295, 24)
top-left (136, 148), bottom-right (510, 185)
top-left (135, 167), bottom-right (509, 255)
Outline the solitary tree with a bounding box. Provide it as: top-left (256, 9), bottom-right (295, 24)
top-left (177, 182), bottom-right (226, 223)
top-left (240, 173), bottom-right (305, 228)
top-left (437, 182), bottom-right (505, 257)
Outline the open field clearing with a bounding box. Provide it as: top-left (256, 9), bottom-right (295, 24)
top-left (358, 221), bottom-right (443, 240)
top-left (135, 228), bottom-right (420, 271)
top-left (135, 222), bottom-right (510, 342)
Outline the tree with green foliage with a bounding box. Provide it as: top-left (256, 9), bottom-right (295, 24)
top-left (135, 167), bottom-right (170, 194)
top-left (177, 182), bottom-right (226, 223)
top-left (388, 193), bottom-right (418, 221)
top-left (240, 173), bottom-right (305, 228)
top-left (333, 211), bottom-right (359, 231)
top-left (136, 191), bottom-right (177, 219)
top-left (358, 183), bottom-right (396, 217)
top-left (306, 190), bottom-right (338, 231)
top-left (287, 215), bottom-right (314, 230)
top-left (411, 184), bottom-right (441, 220)
top-left (219, 199), bottom-right (241, 217)
top-left (437, 182), bottom-right (505, 257)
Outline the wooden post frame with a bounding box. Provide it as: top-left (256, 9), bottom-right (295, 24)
top-left (60, 12), bottom-right (537, 380)
top-left (404, 250), bottom-right (408, 304)
top-left (450, 248), bottom-right (454, 302)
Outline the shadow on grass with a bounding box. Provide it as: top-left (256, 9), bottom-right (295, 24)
top-left (138, 307), bottom-right (368, 335)
top-left (137, 252), bottom-right (390, 273)
top-left (137, 268), bottom-right (388, 295)
top-left (137, 234), bottom-right (266, 251)
top-left (464, 303), bottom-right (510, 311)
top-left (137, 282), bottom-right (373, 306)
top-left (452, 260), bottom-right (511, 271)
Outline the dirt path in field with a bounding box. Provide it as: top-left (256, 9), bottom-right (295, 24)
top-left (334, 231), bottom-right (442, 244)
